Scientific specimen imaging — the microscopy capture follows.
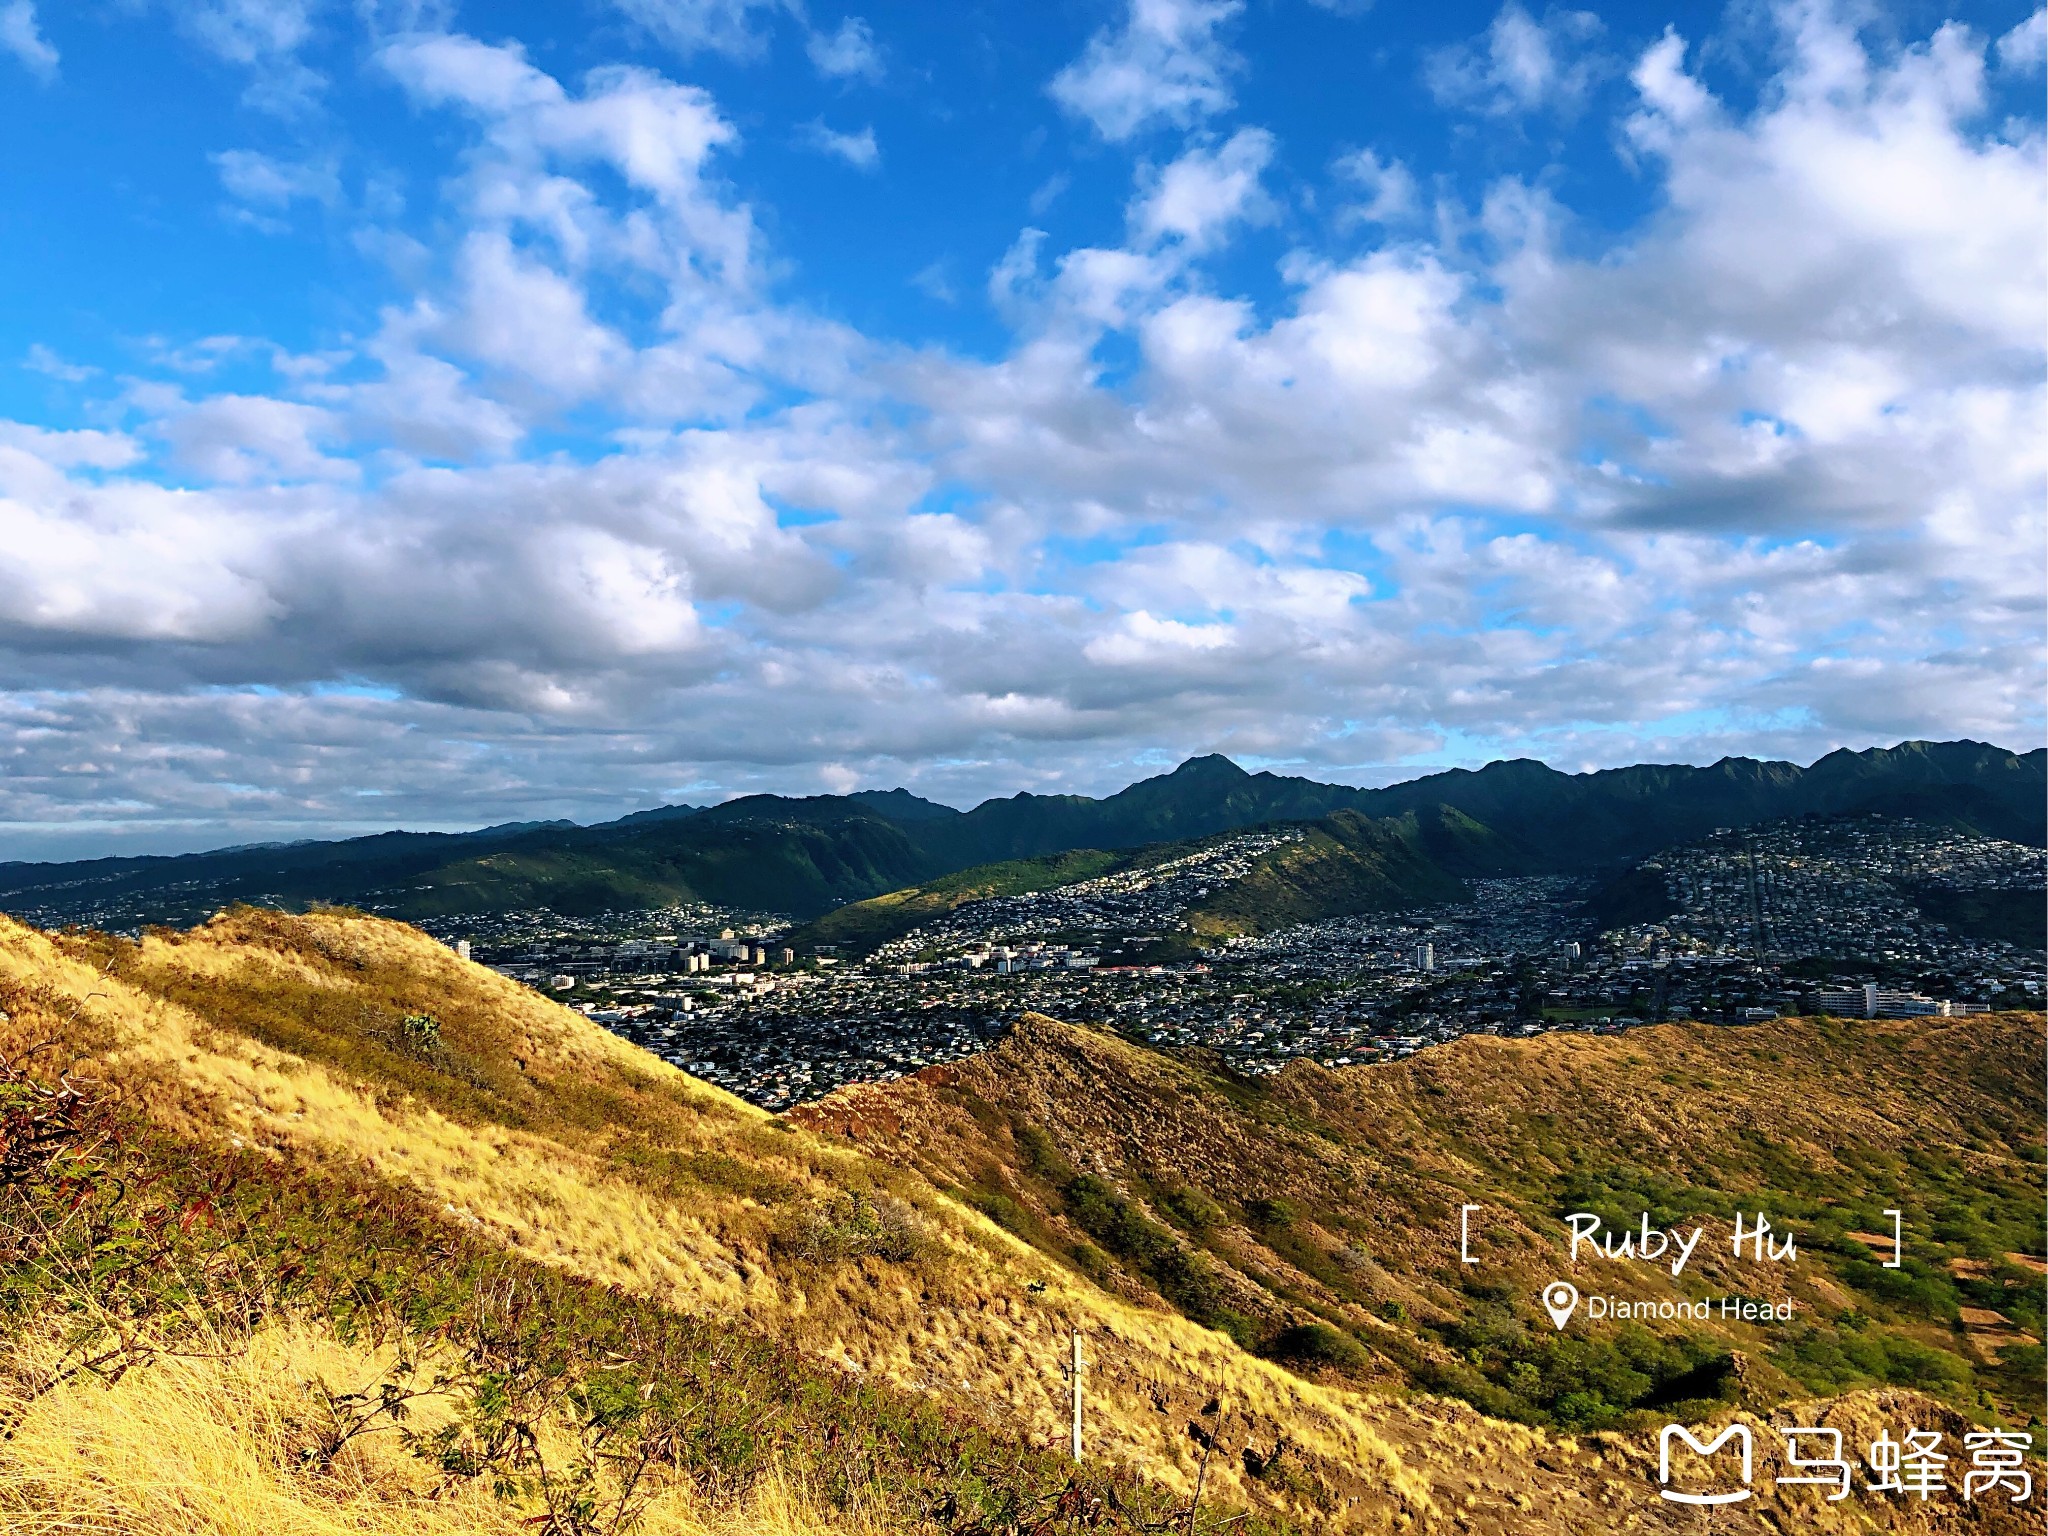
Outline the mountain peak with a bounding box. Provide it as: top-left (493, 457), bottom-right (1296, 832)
top-left (846, 788), bottom-right (960, 822)
top-left (1167, 753), bottom-right (1249, 780)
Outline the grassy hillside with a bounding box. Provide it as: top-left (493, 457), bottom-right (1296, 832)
top-left (0, 908), bottom-right (2038, 1534)
top-left (398, 813), bottom-right (946, 918)
top-left (797, 1011), bottom-right (2047, 1432)
top-left (1185, 809), bottom-right (1473, 938)
top-left (1906, 884), bottom-right (2046, 949)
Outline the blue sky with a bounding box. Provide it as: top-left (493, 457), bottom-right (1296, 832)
top-left (0, 0), bottom-right (2042, 856)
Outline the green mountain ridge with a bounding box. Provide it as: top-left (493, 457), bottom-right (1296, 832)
top-left (2, 740), bottom-right (2039, 926)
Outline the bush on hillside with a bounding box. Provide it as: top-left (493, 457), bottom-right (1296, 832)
top-left (774, 1192), bottom-right (928, 1266)
top-left (1266, 1322), bottom-right (1369, 1373)
top-left (1244, 1198), bottom-right (1296, 1229)
top-left (1159, 1185), bottom-right (1225, 1233)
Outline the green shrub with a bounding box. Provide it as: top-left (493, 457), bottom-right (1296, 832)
top-left (1160, 1185), bottom-right (1225, 1233)
top-left (1551, 1391), bottom-right (1618, 1430)
top-left (1015, 1122), bottom-right (1073, 1183)
top-left (1065, 1174), bottom-right (1168, 1265)
top-left (970, 1187), bottom-right (1030, 1234)
top-left (1267, 1322), bottom-right (1369, 1373)
top-left (1069, 1241), bottom-right (1112, 1284)
top-left (1245, 1198), bottom-right (1297, 1228)
top-left (400, 1012), bottom-right (443, 1052)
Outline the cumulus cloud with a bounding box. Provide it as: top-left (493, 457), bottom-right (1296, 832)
top-left (807, 16), bottom-right (880, 80)
top-left (212, 149), bottom-right (342, 229)
top-left (1, 3), bottom-right (2041, 843)
top-left (153, 395), bottom-right (354, 484)
top-left (1424, 2), bottom-right (1605, 116)
top-left (1332, 146), bottom-right (1418, 224)
top-left (22, 344), bottom-right (94, 383)
top-left (167, 0), bottom-right (329, 113)
top-left (0, 1), bottom-right (56, 79)
top-left (610, 0), bottom-right (785, 58)
top-left (1049, 0), bottom-right (1241, 141)
top-left (1130, 127), bottom-right (1275, 249)
top-left (369, 32), bottom-right (780, 426)
top-left (798, 121), bottom-right (880, 169)
top-left (1996, 8), bottom-right (2046, 74)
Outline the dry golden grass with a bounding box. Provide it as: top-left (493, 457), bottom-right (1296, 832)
top-left (0, 914), bottom-right (1427, 1513)
top-left (0, 1316), bottom-right (882, 1536)
top-left (0, 909), bottom-right (2026, 1533)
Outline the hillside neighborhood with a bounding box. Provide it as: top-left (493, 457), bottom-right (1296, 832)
top-left (435, 813), bottom-right (2044, 1111)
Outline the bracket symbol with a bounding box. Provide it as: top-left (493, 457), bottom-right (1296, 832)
top-left (1461, 1204), bottom-right (1481, 1265)
top-left (1882, 1209), bottom-right (1903, 1269)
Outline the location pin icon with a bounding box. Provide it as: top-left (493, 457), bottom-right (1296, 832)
top-left (1542, 1281), bottom-right (1580, 1331)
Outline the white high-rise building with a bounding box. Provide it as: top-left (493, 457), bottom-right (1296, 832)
top-left (1412, 942), bottom-right (1435, 973)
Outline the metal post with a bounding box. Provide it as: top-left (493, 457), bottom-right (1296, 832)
top-left (1070, 1329), bottom-right (1082, 1462)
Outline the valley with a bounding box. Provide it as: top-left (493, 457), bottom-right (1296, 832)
top-left (436, 809), bottom-right (2039, 1111)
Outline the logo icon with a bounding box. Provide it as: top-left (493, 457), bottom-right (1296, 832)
top-left (1658, 1424), bottom-right (1754, 1505)
top-left (1541, 1281), bottom-right (1580, 1330)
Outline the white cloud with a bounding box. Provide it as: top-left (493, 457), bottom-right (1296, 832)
top-left (379, 35), bottom-right (753, 288)
top-left (0, 470), bottom-right (283, 644)
top-left (1084, 610), bottom-right (1235, 666)
top-left (1049, 0), bottom-right (1241, 141)
top-left (807, 16), bottom-right (881, 80)
top-left (22, 344), bottom-right (94, 384)
top-left (437, 232), bottom-right (628, 397)
top-left (212, 150), bottom-right (342, 229)
top-left (799, 121), bottom-right (880, 170)
top-left (1130, 127), bottom-right (1275, 249)
top-left (611, 0), bottom-right (784, 59)
top-left (1614, 14), bottom-right (2043, 351)
top-left (1029, 173), bottom-right (1071, 216)
top-left (157, 395), bottom-right (355, 483)
top-left (912, 260), bottom-right (956, 304)
top-left (381, 37), bottom-right (740, 210)
top-left (170, 0), bottom-right (328, 113)
top-left (1424, 2), bottom-right (1604, 116)
top-left (0, 4), bottom-right (2039, 839)
top-left (1996, 9), bottom-right (2045, 74)
top-left (1332, 147), bottom-right (1417, 224)
top-left (0, 422), bottom-right (141, 475)
top-left (374, 30), bottom-right (770, 431)
top-left (0, 1), bottom-right (56, 79)
top-left (213, 149), bottom-right (341, 207)
top-left (331, 344), bottom-right (525, 461)
top-left (1627, 28), bottom-right (1711, 135)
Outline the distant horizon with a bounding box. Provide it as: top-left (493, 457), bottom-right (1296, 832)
top-left (6, 734), bottom-right (2036, 867)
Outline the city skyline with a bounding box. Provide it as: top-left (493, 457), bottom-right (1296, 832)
top-left (1, 0), bottom-right (2043, 860)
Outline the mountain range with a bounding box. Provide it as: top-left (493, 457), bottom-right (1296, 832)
top-left (1, 739), bottom-right (2040, 930)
